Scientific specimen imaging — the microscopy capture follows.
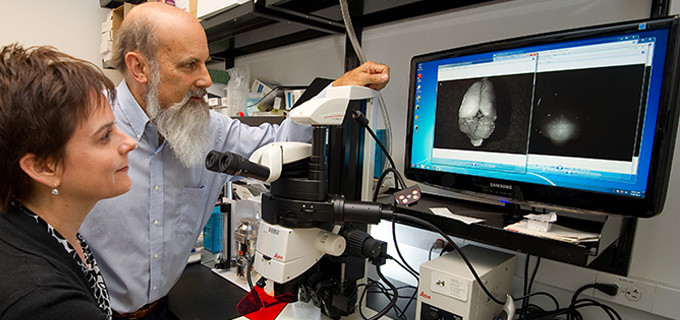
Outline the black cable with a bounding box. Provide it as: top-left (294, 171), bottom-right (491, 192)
top-left (364, 279), bottom-right (407, 318)
top-left (358, 248), bottom-right (419, 320)
top-left (359, 265), bottom-right (400, 320)
top-left (366, 283), bottom-right (417, 299)
top-left (521, 254), bottom-right (542, 319)
top-left (570, 283), bottom-right (597, 305)
top-left (245, 254), bottom-right (254, 291)
top-left (373, 167), bottom-right (404, 201)
top-left (385, 255), bottom-right (419, 319)
top-left (391, 218), bottom-right (419, 277)
top-left (353, 109), bottom-right (396, 170)
top-left (562, 299), bottom-right (620, 320)
top-left (392, 212), bottom-right (505, 305)
top-left (566, 282), bottom-right (619, 320)
top-left (522, 254), bottom-right (531, 319)
top-left (358, 283), bottom-right (371, 320)
top-left (514, 291), bottom-right (560, 310)
top-left (567, 283), bottom-right (597, 320)
top-left (385, 255), bottom-right (420, 318)
top-left (359, 280), bottom-right (392, 320)
top-left (428, 239), bottom-right (445, 261)
top-left (398, 286), bottom-right (418, 320)
top-left (573, 299), bottom-right (621, 320)
top-left (367, 267), bottom-right (399, 320)
top-left (528, 256), bottom-right (541, 295)
top-left (365, 282), bottom-right (418, 320)
top-left (244, 254), bottom-right (263, 309)
top-left (519, 297), bottom-right (622, 320)
top-left (387, 255), bottom-right (419, 281)
top-left (352, 109), bottom-right (407, 189)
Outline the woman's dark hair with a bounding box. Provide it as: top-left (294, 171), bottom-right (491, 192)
top-left (0, 44), bottom-right (117, 210)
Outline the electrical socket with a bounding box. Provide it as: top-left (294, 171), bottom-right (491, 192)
top-left (591, 271), bottom-right (656, 313)
top-left (624, 286), bottom-right (642, 302)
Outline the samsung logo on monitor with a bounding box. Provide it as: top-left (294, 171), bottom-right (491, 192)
top-left (490, 183), bottom-right (513, 190)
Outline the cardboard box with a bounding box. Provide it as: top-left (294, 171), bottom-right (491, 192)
top-left (111, 3), bottom-right (136, 44)
top-left (101, 0), bottom-right (199, 68)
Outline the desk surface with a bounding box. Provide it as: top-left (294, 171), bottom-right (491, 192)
top-left (169, 263), bottom-right (387, 320)
top-left (169, 263), bottom-right (247, 320)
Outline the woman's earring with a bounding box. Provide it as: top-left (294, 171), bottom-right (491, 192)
top-left (51, 184), bottom-right (59, 196)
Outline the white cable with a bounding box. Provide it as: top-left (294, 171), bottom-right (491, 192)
top-left (339, 0), bottom-right (393, 163)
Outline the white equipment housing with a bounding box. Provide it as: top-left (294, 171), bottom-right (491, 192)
top-left (289, 85), bottom-right (378, 125)
top-left (253, 221), bottom-right (346, 284)
top-left (416, 245), bottom-right (516, 320)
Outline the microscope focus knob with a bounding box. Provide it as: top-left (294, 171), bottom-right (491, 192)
top-left (343, 229), bottom-right (371, 258)
top-left (315, 231), bottom-right (346, 256)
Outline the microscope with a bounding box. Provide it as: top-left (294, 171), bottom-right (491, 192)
top-left (206, 86), bottom-right (396, 319)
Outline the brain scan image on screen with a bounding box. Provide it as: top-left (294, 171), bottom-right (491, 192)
top-left (530, 65), bottom-right (644, 160)
top-left (458, 77), bottom-right (497, 147)
top-left (433, 74), bottom-right (533, 155)
top-left (535, 96), bottom-right (582, 147)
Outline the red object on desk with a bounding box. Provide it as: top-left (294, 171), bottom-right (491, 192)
top-left (236, 285), bottom-right (288, 320)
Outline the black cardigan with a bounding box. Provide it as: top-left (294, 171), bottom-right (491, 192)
top-left (0, 206), bottom-right (108, 320)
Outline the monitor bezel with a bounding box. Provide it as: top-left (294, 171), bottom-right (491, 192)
top-left (404, 16), bottom-right (680, 218)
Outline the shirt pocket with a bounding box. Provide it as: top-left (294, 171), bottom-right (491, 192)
top-left (177, 186), bottom-right (209, 246)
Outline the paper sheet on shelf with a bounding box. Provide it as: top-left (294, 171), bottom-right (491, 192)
top-left (430, 207), bottom-right (485, 225)
top-left (504, 220), bottom-right (599, 243)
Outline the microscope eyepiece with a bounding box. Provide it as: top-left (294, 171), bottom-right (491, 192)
top-left (205, 150), bottom-right (270, 181)
top-left (205, 150), bottom-right (222, 172)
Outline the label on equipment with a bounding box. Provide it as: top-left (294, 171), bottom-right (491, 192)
top-left (430, 271), bottom-right (469, 302)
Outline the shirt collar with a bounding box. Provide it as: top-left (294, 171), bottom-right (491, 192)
top-left (115, 80), bottom-right (153, 142)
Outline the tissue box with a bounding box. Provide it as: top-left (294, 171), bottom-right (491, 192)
top-left (524, 212), bottom-right (556, 233)
top-left (527, 219), bottom-right (553, 232)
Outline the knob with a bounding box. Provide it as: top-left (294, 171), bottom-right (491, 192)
top-left (422, 311), bottom-right (441, 320)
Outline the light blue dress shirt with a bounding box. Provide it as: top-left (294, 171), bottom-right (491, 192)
top-left (80, 81), bottom-right (312, 313)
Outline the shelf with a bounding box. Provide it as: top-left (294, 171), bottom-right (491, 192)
top-left (200, 0), bottom-right (498, 61)
top-left (379, 192), bottom-right (636, 276)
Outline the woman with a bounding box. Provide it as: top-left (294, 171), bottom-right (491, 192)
top-left (0, 44), bottom-right (137, 319)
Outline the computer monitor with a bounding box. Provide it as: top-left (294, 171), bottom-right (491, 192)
top-left (404, 16), bottom-right (680, 218)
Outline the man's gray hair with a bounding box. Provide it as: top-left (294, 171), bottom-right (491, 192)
top-left (111, 15), bottom-right (159, 72)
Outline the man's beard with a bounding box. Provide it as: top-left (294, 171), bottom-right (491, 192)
top-left (145, 73), bottom-right (211, 168)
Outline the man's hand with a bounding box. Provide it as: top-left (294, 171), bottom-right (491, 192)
top-left (333, 61), bottom-right (390, 91)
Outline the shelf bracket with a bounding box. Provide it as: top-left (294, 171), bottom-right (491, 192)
top-left (252, 0), bottom-right (346, 34)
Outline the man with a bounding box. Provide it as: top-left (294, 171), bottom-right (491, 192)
top-left (80, 2), bottom-right (390, 319)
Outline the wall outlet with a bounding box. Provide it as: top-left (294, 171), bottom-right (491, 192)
top-left (591, 272), bottom-right (656, 313)
top-left (624, 287), bottom-right (642, 302)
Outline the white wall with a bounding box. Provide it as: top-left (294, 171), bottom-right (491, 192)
top-left (237, 0), bottom-right (679, 319)
top-left (0, 0), bottom-right (122, 83)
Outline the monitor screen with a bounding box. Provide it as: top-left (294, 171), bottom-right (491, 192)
top-left (405, 17), bottom-right (680, 217)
